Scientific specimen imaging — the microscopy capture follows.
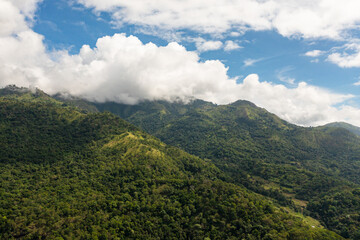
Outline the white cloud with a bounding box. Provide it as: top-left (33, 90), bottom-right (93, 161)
top-left (44, 35), bottom-right (236, 104)
top-left (46, 37), bottom-right (360, 126)
top-left (232, 76), bottom-right (358, 127)
top-left (278, 75), bottom-right (295, 85)
top-left (193, 38), bottom-right (241, 52)
top-left (0, 0), bottom-right (29, 36)
top-left (194, 38), bottom-right (223, 52)
top-left (2, 0), bottom-right (360, 127)
top-left (76, 0), bottom-right (360, 71)
top-left (2, 31), bottom-right (360, 126)
top-left (224, 40), bottom-right (241, 51)
top-left (230, 32), bottom-right (242, 37)
top-left (12, 0), bottom-right (42, 18)
top-left (77, 0), bottom-right (360, 40)
top-left (327, 42), bottom-right (360, 68)
top-left (0, 0), bottom-right (48, 88)
top-left (354, 77), bottom-right (360, 86)
top-left (244, 58), bottom-right (262, 67)
top-left (305, 50), bottom-right (324, 57)
top-left (276, 67), bottom-right (295, 85)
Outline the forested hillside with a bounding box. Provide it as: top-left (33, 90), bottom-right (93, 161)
top-left (0, 87), bottom-right (343, 239)
top-left (93, 99), bottom-right (360, 239)
top-left (324, 122), bottom-right (360, 137)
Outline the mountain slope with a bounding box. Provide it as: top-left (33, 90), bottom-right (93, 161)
top-left (94, 99), bottom-right (360, 187)
top-left (93, 99), bottom-right (360, 239)
top-left (0, 87), bottom-right (342, 239)
top-left (324, 122), bottom-right (360, 137)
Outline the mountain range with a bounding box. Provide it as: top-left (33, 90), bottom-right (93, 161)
top-left (1, 85), bottom-right (360, 239)
top-left (91, 98), bottom-right (360, 239)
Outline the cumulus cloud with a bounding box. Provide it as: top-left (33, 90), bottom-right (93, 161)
top-left (327, 42), bottom-right (360, 68)
top-left (77, 0), bottom-right (360, 40)
top-left (45, 37), bottom-right (360, 126)
top-left (2, 31), bottom-right (360, 126)
top-left (224, 40), bottom-right (241, 51)
top-left (194, 38), bottom-right (223, 52)
top-left (77, 0), bottom-right (360, 70)
top-left (0, 0), bottom-right (49, 87)
top-left (231, 76), bottom-right (358, 127)
top-left (304, 50), bottom-right (324, 57)
top-left (12, 0), bottom-right (42, 18)
top-left (193, 39), bottom-right (241, 52)
top-left (0, 0), bottom-right (29, 36)
top-left (2, 0), bottom-right (360, 127)
top-left (43, 35), bottom-right (237, 104)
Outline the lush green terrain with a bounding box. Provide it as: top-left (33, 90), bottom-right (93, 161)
top-left (93, 99), bottom-right (360, 239)
top-left (324, 122), bottom-right (360, 137)
top-left (0, 87), bottom-right (342, 239)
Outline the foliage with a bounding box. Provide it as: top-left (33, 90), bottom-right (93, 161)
top-left (95, 99), bottom-right (360, 239)
top-left (0, 88), bottom-right (342, 239)
top-left (324, 122), bottom-right (360, 137)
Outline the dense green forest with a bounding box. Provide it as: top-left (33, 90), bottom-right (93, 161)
top-left (0, 86), bottom-right (343, 239)
top-left (92, 99), bottom-right (360, 239)
top-left (324, 122), bottom-right (360, 137)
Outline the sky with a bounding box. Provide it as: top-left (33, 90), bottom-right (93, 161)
top-left (1, 0), bottom-right (360, 127)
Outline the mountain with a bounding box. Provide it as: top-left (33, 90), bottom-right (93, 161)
top-left (0, 86), bottom-right (342, 239)
top-left (93, 99), bottom-right (360, 239)
top-left (324, 122), bottom-right (360, 137)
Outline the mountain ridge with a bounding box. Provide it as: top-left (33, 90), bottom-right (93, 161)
top-left (323, 122), bottom-right (360, 136)
top-left (86, 97), bottom-right (360, 239)
top-left (0, 86), bottom-right (343, 239)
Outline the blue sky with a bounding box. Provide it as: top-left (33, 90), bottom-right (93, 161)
top-left (2, 0), bottom-right (360, 126)
top-left (34, 0), bottom-right (360, 94)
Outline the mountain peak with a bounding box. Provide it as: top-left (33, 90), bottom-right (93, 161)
top-left (230, 99), bottom-right (258, 108)
top-left (0, 85), bottom-right (48, 98)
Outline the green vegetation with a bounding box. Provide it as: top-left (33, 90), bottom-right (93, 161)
top-left (324, 122), bottom-right (360, 137)
top-left (94, 99), bottom-right (360, 239)
top-left (0, 87), bottom-right (342, 239)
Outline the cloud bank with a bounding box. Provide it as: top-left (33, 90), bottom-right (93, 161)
top-left (77, 0), bottom-right (360, 40)
top-left (1, 0), bottom-right (360, 127)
